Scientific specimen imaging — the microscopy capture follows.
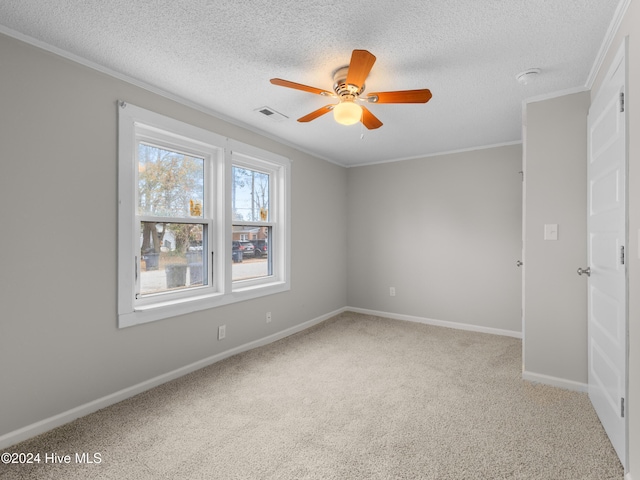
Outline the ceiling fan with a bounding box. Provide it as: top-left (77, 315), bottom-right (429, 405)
top-left (270, 49), bottom-right (432, 130)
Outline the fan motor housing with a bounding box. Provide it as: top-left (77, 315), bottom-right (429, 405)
top-left (332, 66), bottom-right (365, 98)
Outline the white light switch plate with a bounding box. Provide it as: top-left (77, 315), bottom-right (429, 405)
top-left (544, 224), bottom-right (558, 241)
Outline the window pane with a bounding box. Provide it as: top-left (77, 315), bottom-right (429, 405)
top-left (140, 222), bottom-right (207, 295)
top-left (138, 144), bottom-right (204, 218)
top-left (232, 165), bottom-right (269, 222)
top-left (232, 227), bottom-right (271, 282)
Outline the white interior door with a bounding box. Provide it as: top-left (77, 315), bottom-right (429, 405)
top-left (586, 40), bottom-right (627, 467)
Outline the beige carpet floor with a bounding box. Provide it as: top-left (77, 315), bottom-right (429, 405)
top-left (0, 312), bottom-right (623, 479)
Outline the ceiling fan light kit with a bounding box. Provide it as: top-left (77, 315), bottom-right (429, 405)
top-left (270, 49), bottom-right (432, 130)
top-left (333, 98), bottom-right (362, 126)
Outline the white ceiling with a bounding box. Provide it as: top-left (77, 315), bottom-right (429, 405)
top-left (0, 0), bottom-right (623, 167)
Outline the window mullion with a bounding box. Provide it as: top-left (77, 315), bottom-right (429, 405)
top-left (223, 145), bottom-right (234, 293)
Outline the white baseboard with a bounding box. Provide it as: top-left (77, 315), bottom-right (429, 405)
top-left (626, 473), bottom-right (633, 480)
top-left (0, 307), bottom-right (346, 450)
top-left (522, 370), bottom-right (588, 393)
top-left (346, 307), bottom-right (523, 339)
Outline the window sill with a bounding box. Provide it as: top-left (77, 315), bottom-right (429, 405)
top-left (119, 280), bottom-right (289, 328)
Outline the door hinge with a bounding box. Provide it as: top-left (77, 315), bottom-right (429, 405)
top-left (620, 92), bottom-right (625, 113)
top-left (621, 246), bottom-right (625, 265)
top-left (621, 397), bottom-right (625, 418)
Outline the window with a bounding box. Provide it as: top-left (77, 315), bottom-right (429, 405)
top-left (137, 144), bottom-right (208, 297)
top-left (232, 162), bottom-right (271, 282)
top-left (118, 103), bottom-right (290, 327)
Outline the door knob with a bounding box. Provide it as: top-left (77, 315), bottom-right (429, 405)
top-left (577, 267), bottom-right (591, 277)
top-left (516, 260), bottom-right (523, 267)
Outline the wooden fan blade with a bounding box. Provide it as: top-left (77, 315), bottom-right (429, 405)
top-left (298, 105), bottom-right (334, 122)
top-left (361, 106), bottom-right (383, 130)
top-left (345, 50), bottom-right (376, 88)
top-left (270, 78), bottom-right (334, 96)
top-left (365, 89), bottom-right (432, 104)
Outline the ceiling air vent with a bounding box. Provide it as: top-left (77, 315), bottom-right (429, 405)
top-left (255, 106), bottom-right (288, 122)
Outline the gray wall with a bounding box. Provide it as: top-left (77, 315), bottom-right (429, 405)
top-left (0, 34), bottom-right (348, 438)
top-left (522, 92), bottom-right (590, 386)
top-left (346, 145), bottom-right (523, 334)
top-left (592, 0), bottom-right (640, 473)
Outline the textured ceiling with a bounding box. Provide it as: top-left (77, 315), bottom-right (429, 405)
top-left (0, 0), bottom-right (623, 166)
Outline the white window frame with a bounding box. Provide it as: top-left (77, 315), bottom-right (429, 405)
top-left (118, 102), bottom-right (291, 328)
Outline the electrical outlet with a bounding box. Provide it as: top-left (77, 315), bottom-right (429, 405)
top-left (218, 325), bottom-right (226, 340)
top-left (266, 311), bottom-right (272, 323)
top-left (390, 287), bottom-right (396, 297)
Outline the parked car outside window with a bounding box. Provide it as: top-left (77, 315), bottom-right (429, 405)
top-left (239, 241), bottom-right (255, 256)
top-left (251, 240), bottom-right (268, 257)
